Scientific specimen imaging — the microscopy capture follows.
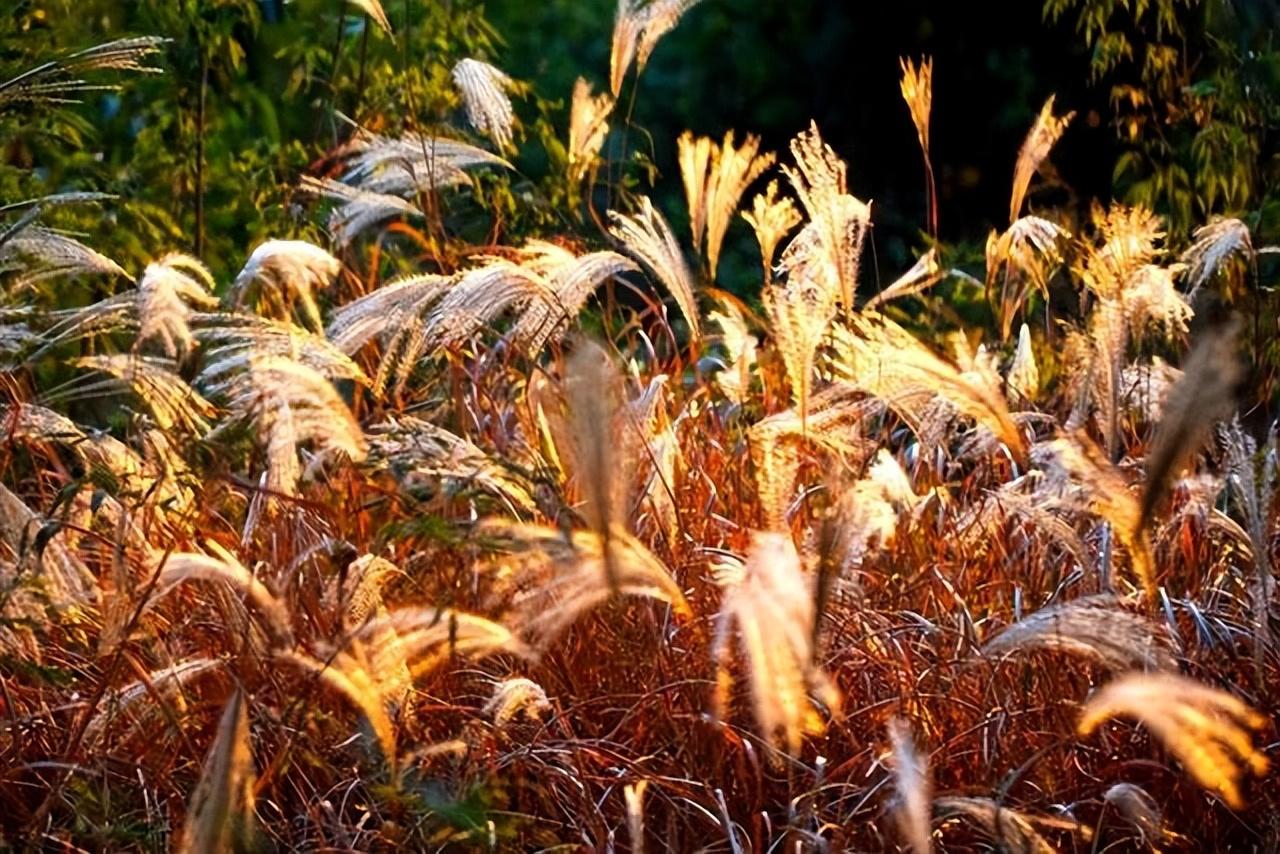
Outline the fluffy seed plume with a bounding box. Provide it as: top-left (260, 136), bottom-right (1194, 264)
top-left (708, 296), bottom-right (757, 404)
top-left (85, 658), bottom-right (223, 746)
top-left (712, 531), bottom-right (841, 758)
top-left (1078, 672), bottom-right (1269, 809)
top-left (986, 215), bottom-right (1067, 340)
top-left (1006, 322), bottom-right (1039, 403)
top-left (324, 272), bottom-right (450, 395)
top-left (509, 241), bottom-right (639, 355)
top-left (741, 179), bottom-right (802, 285)
top-left (423, 261), bottom-right (554, 350)
top-left (1008, 95), bottom-right (1074, 223)
top-left (887, 717), bottom-right (933, 854)
top-left (899, 56), bottom-right (936, 235)
top-left (780, 122), bottom-right (872, 312)
top-left (484, 677), bottom-right (552, 727)
top-left (609, 197), bottom-right (701, 339)
top-left (346, 0), bottom-right (392, 34)
top-left (831, 313), bottom-right (1027, 462)
top-left (1138, 323), bottom-right (1240, 529)
top-left (0, 226), bottom-right (128, 289)
top-left (610, 0), bottom-right (704, 96)
top-left (1103, 783), bottom-right (1173, 848)
top-left (76, 354), bottom-right (215, 434)
top-left (0, 37), bottom-right (165, 108)
top-left (933, 798), bottom-right (1064, 854)
top-left (1036, 433), bottom-right (1154, 600)
top-left (365, 415), bottom-right (537, 515)
top-left (565, 340), bottom-right (629, 579)
top-left (213, 355), bottom-right (366, 495)
top-left (568, 77), bottom-right (614, 186)
top-left (480, 520), bottom-right (691, 646)
top-left (135, 253), bottom-right (218, 358)
top-left (865, 247), bottom-right (943, 310)
top-left (678, 130), bottom-right (775, 279)
top-left (452, 58), bottom-right (517, 151)
top-left (982, 594), bottom-right (1177, 671)
top-left (231, 239), bottom-right (341, 333)
top-left (1181, 217), bottom-right (1254, 296)
top-left (177, 691), bottom-right (257, 854)
top-left (299, 175), bottom-right (422, 247)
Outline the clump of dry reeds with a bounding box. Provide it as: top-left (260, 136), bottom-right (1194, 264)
top-left (4, 8), bottom-right (1280, 852)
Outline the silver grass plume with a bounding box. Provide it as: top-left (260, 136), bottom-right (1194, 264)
top-left (864, 247), bottom-right (943, 311)
top-left (275, 649), bottom-right (397, 763)
top-left (484, 677), bottom-right (552, 727)
top-left (1221, 418), bottom-right (1277, 669)
top-left (336, 126), bottom-right (512, 196)
top-left (76, 354), bottom-right (215, 434)
top-left (1103, 783), bottom-right (1174, 848)
top-left (452, 58), bottom-right (517, 151)
top-left (0, 37), bottom-right (165, 107)
top-left (1121, 355), bottom-right (1177, 422)
top-left (114, 544), bottom-right (294, 652)
top-left (195, 313), bottom-right (369, 387)
top-left (325, 553), bottom-right (402, 628)
top-left (678, 130), bottom-right (776, 279)
top-left (346, 0), bottom-right (393, 34)
top-left (509, 240), bottom-right (639, 355)
top-left (568, 78), bottom-right (614, 186)
top-left (824, 447), bottom-right (921, 574)
top-left (708, 296), bottom-right (757, 405)
top-left (933, 798), bottom-right (1065, 854)
top-left (0, 226), bottom-right (127, 289)
top-left (610, 0), bottom-right (705, 96)
top-left (177, 690), bottom-right (257, 854)
top-left (84, 658), bottom-right (223, 746)
top-left (231, 239), bottom-right (341, 333)
top-left (323, 272), bottom-right (450, 395)
top-left (135, 253), bottom-right (217, 358)
top-left (424, 261), bottom-right (556, 351)
top-left (1005, 322), bottom-right (1039, 403)
top-left (213, 355), bottom-right (366, 496)
top-left (1078, 672), bottom-right (1269, 809)
top-left (887, 717), bottom-right (933, 853)
top-left (747, 384), bottom-right (880, 530)
top-left (299, 175), bottom-right (421, 247)
top-left (350, 605), bottom-right (530, 681)
top-left (609, 197), bottom-right (701, 339)
top-left (830, 312), bottom-right (1027, 462)
top-left (741, 179), bottom-right (801, 285)
top-left (0, 480), bottom-right (98, 611)
top-left (1034, 433), bottom-right (1155, 600)
top-left (780, 122), bottom-right (871, 312)
top-left (1181, 217), bottom-right (1254, 297)
top-left (565, 340), bottom-right (629, 588)
top-left (898, 55), bottom-right (936, 236)
top-left (1008, 95), bottom-right (1074, 223)
top-left (711, 531), bottom-right (841, 758)
top-left (1138, 323), bottom-right (1240, 531)
top-left (364, 414), bottom-right (537, 515)
top-left (479, 520), bottom-right (691, 646)
top-left (763, 267), bottom-right (837, 430)
top-left (985, 215), bottom-right (1066, 340)
top-left (982, 594), bottom-right (1177, 671)
top-left (749, 383), bottom-right (877, 530)
top-left (630, 374), bottom-right (683, 545)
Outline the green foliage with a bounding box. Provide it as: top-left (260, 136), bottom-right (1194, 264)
top-left (0, 0), bottom-right (570, 281)
top-left (1044, 0), bottom-right (1280, 241)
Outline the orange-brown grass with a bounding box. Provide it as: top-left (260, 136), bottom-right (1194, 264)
top-left (1, 28), bottom-right (1277, 854)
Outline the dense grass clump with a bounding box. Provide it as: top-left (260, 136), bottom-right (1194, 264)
top-left (1, 2), bottom-right (1277, 850)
